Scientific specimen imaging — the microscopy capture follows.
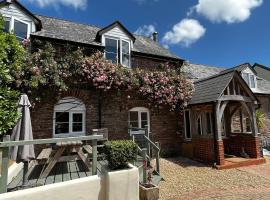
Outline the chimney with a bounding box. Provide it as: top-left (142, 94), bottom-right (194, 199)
top-left (152, 32), bottom-right (158, 42)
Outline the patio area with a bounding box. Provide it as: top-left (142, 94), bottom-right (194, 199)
top-left (8, 159), bottom-right (108, 192)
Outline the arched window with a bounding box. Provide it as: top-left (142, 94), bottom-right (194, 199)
top-left (128, 107), bottom-right (150, 132)
top-left (53, 97), bottom-right (86, 137)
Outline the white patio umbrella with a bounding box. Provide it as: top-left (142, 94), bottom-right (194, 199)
top-left (10, 94), bottom-right (35, 186)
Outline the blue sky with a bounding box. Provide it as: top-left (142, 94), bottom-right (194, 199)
top-left (21, 0), bottom-right (269, 68)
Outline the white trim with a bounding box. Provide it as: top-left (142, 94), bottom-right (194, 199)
top-left (184, 110), bottom-right (192, 140)
top-left (3, 16), bottom-right (31, 39)
top-left (53, 97), bottom-right (86, 138)
top-left (128, 107), bottom-right (150, 133)
top-left (103, 35), bottom-right (131, 67)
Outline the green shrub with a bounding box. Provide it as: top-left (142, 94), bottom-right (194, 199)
top-left (103, 140), bottom-right (138, 170)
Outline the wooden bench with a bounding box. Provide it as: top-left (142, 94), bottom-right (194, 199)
top-left (36, 148), bottom-right (52, 162)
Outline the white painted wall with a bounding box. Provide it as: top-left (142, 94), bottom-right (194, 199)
top-left (0, 165), bottom-right (139, 200)
top-left (0, 3), bottom-right (36, 35)
top-left (1, 175), bottom-right (105, 200)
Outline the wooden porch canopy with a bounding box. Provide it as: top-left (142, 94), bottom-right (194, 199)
top-left (189, 70), bottom-right (259, 141)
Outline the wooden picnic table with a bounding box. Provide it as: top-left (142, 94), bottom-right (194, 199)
top-left (39, 141), bottom-right (93, 178)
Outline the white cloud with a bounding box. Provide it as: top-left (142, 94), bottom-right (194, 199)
top-left (162, 19), bottom-right (206, 47)
top-left (26, 0), bottom-right (87, 10)
top-left (190, 0), bottom-right (263, 24)
top-left (134, 25), bottom-right (156, 37)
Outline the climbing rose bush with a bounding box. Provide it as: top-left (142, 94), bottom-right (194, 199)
top-left (19, 42), bottom-right (194, 110)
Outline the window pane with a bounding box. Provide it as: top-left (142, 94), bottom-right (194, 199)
top-left (141, 112), bottom-right (148, 121)
top-left (130, 121), bottom-right (139, 128)
top-left (55, 112), bottom-right (69, 134)
top-left (3, 20), bottom-right (10, 33)
top-left (141, 120), bottom-right (148, 129)
top-left (185, 111), bottom-right (191, 139)
top-left (14, 20), bottom-right (28, 40)
top-left (129, 111), bottom-right (138, 121)
top-left (105, 38), bottom-right (117, 63)
top-left (55, 123), bottom-right (69, 134)
top-left (242, 73), bottom-right (249, 86)
top-left (73, 123), bottom-right (83, 132)
top-left (206, 112), bottom-right (212, 134)
top-left (73, 113), bottom-right (82, 122)
top-left (250, 75), bottom-right (255, 88)
top-left (122, 41), bottom-right (129, 54)
top-left (56, 112), bottom-right (69, 122)
top-left (246, 118), bottom-right (252, 132)
top-left (197, 117), bottom-right (202, 135)
top-left (122, 53), bottom-right (130, 66)
top-left (121, 41), bottom-right (130, 66)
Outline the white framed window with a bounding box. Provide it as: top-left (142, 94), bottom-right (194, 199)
top-left (3, 16), bottom-right (30, 41)
top-left (128, 107), bottom-right (150, 132)
top-left (242, 73), bottom-right (256, 89)
top-left (206, 111), bottom-right (213, 134)
top-left (104, 36), bottom-right (131, 67)
top-left (53, 97), bottom-right (86, 138)
top-left (197, 114), bottom-right (203, 136)
top-left (184, 110), bottom-right (191, 140)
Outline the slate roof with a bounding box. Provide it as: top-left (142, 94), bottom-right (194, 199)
top-left (181, 62), bottom-right (226, 80)
top-left (253, 63), bottom-right (270, 82)
top-left (189, 71), bottom-right (235, 105)
top-left (254, 78), bottom-right (270, 95)
top-left (32, 15), bottom-right (181, 60)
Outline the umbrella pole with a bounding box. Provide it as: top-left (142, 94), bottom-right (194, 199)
top-left (22, 161), bottom-right (29, 187)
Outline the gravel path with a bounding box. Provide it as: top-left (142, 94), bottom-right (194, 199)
top-left (159, 157), bottom-right (270, 200)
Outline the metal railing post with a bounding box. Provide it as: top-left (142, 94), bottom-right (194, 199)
top-left (92, 130), bottom-right (98, 175)
top-left (145, 125), bottom-right (151, 159)
top-left (142, 148), bottom-right (147, 184)
top-left (155, 142), bottom-right (160, 175)
top-left (0, 135), bottom-right (10, 194)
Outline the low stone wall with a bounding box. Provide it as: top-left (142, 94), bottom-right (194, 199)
top-left (0, 165), bottom-right (139, 200)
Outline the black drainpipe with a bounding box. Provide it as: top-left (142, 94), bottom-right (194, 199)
top-left (98, 90), bottom-right (102, 128)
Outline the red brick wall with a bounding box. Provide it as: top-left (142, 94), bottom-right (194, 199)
top-left (223, 134), bottom-right (261, 158)
top-left (192, 138), bottom-right (215, 163)
top-left (31, 89), bottom-right (182, 156)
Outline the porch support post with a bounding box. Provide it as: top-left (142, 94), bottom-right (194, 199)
top-left (214, 101), bottom-right (225, 165)
top-left (250, 104), bottom-right (258, 137)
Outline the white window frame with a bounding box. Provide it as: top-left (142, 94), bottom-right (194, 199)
top-left (205, 111), bottom-right (213, 135)
top-left (197, 114), bottom-right (203, 136)
top-left (3, 16), bottom-right (31, 39)
top-left (53, 97), bottom-right (86, 138)
top-left (103, 36), bottom-right (131, 68)
top-left (120, 39), bottom-right (131, 68)
top-left (242, 73), bottom-right (257, 89)
top-left (184, 110), bottom-right (192, 140)
top-left (128, 107), bottom-right (150, 133)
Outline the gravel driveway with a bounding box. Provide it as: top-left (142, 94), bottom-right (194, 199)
top-left (159, 157), bottom-right (270, 200)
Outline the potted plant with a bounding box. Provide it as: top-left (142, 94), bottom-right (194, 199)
top-left (139, 167), bottom-right (159, 200)
top-left (103, 140), bottom-right (139, 200)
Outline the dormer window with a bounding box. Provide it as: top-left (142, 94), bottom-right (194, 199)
top-left (242, 73), bottom-right (256, 89)
top-left (3, 17), bottom-right (30, 41)
top-left (104, 37), bottom-right (131, 67)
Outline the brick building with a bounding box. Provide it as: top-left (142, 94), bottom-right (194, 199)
top-left (0, 0), bottom-right (267, 167)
